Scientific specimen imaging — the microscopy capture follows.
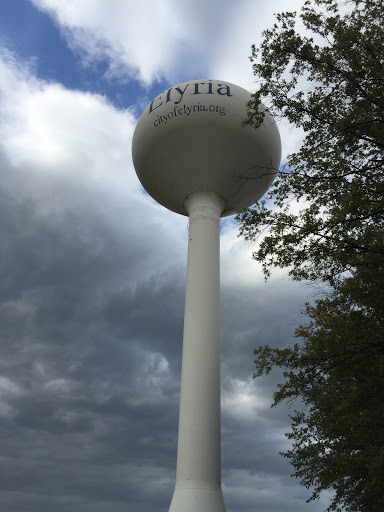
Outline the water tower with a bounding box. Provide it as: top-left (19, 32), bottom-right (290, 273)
top-left (132, 79), bottom-right (281, 512)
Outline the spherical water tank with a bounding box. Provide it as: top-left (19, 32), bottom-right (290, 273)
top-left (132, 79), bottom-right (281, 217)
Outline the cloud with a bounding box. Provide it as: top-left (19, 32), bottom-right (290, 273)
top-left (30, 0), bottom-right (206, 86)
top-left (30, 0), bottom-right (304, 95)
top-left (0, 32), bottom-right (328, 511)
top-left (28, 0), bottom-right (306, 159)
top-left (0, 50), bottom-right (186, 509)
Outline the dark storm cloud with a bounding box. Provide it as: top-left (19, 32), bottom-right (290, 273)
top-left (221, 279), bottom-right (307, 378)
top-left (0, 0), bottom-right (333, 507)
top-left (0, 150), bottom-right (186, 510)
top-left (0, 139), bottom-right (327, 511)
top-left (0, 91), bottom-right (328, 512)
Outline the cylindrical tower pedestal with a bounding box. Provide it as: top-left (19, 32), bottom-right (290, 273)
top-left (169, 191), bottom-right (226, 512)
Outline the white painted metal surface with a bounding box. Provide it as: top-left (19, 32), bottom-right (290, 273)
top-left (132, 79), bottom-right (281, 217)
top-left (169, 191), bottom-right (226, 512)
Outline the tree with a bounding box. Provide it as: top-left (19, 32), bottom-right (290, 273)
top-left (238, 0), bottom-right (384, 285)
top-left (236, 1), bottom-right (384, 510)
top-left (254, 268), bottom-right (384, 511)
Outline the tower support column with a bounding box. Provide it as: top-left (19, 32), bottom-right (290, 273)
top-left (169, 191), bottom-right (226, 512)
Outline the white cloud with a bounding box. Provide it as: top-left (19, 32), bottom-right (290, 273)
top-left (31, 0), bottom-right (192, 85)
top-left (29, 0), bottom-right (306, 160)
top-left (222, 376), bottom-right (271, 421)
top-left (30, 0), bottom-right (302, 92)
top-left (0, 48), bottom-right (187, 240)
top-left (212, 0), bottom-right (301, 90)
top-left (0, 49), bottom-right (136, 188)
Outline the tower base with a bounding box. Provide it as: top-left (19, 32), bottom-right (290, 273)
top-left (169, 486), bottom-right (226, 512)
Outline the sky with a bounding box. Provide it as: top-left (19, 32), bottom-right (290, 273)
top-left (0, 1), bottom-right (334, 511)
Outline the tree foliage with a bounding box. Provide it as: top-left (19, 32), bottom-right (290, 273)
top-left (237, 1), bottom-right (384, 510)
top-left (238, 0), bottom-right (384, 285)
top-left (254, 267), bottom-right (384, 511)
